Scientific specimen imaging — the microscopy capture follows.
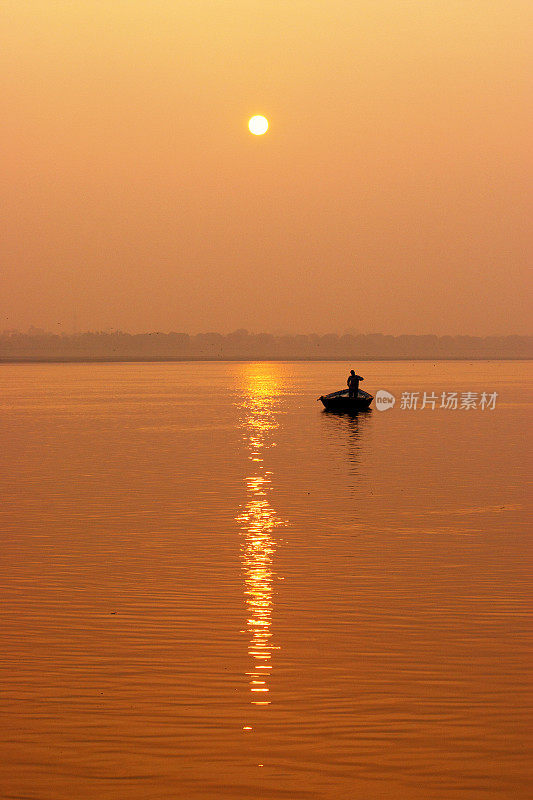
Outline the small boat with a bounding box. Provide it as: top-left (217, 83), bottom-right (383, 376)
top-left (318, 388), bottom-right (373, 412)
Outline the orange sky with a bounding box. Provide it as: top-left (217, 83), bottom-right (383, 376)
top-left (2, 1), bottom-right (532, 335)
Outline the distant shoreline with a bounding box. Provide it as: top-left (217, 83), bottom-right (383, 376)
top-left (3, 333), bottom-right (530, 362)
top-left (1, 357), bottom-right (531, 365)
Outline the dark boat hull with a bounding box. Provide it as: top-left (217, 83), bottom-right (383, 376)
top-left (319, 390), bottom-right (373, 412)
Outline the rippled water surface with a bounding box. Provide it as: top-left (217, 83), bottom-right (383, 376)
top-left (0, 361), bottom-right (531, 799)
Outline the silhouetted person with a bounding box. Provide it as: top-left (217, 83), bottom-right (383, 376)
top-left (347, 370), bottom-right (364, 398)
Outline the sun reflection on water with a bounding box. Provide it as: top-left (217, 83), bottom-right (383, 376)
top-left (236, 368), bottom-right (286, 705)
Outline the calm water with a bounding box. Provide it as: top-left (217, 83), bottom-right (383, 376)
top-left (0, 361), bottom-right (531, 800)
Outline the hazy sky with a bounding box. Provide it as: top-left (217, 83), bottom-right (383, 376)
top-left (2, 1), bottom-right (532, 335)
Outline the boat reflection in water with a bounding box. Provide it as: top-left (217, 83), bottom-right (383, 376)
top-left (236, 367), bottom-right (286, 706)
top-left (320, 408), bottom-right (372, 498)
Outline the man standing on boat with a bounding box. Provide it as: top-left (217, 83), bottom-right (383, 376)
top-left (347, 370), bottom-right (364, 398)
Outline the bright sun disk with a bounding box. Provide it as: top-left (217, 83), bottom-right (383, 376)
top-left (248, 115), bottom-right (269, 135)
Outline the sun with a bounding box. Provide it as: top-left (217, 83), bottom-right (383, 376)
top-left (248, 115), bottom-right (269, 135)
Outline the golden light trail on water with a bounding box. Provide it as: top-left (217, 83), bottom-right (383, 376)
top-left (237, 367), bottom-right (286, 706)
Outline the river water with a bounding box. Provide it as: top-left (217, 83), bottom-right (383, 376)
top-left (0, 361), bottom-right (531, 799)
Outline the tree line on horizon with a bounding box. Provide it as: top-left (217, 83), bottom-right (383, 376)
top-left (1, 329), bottom-right (531, 360)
